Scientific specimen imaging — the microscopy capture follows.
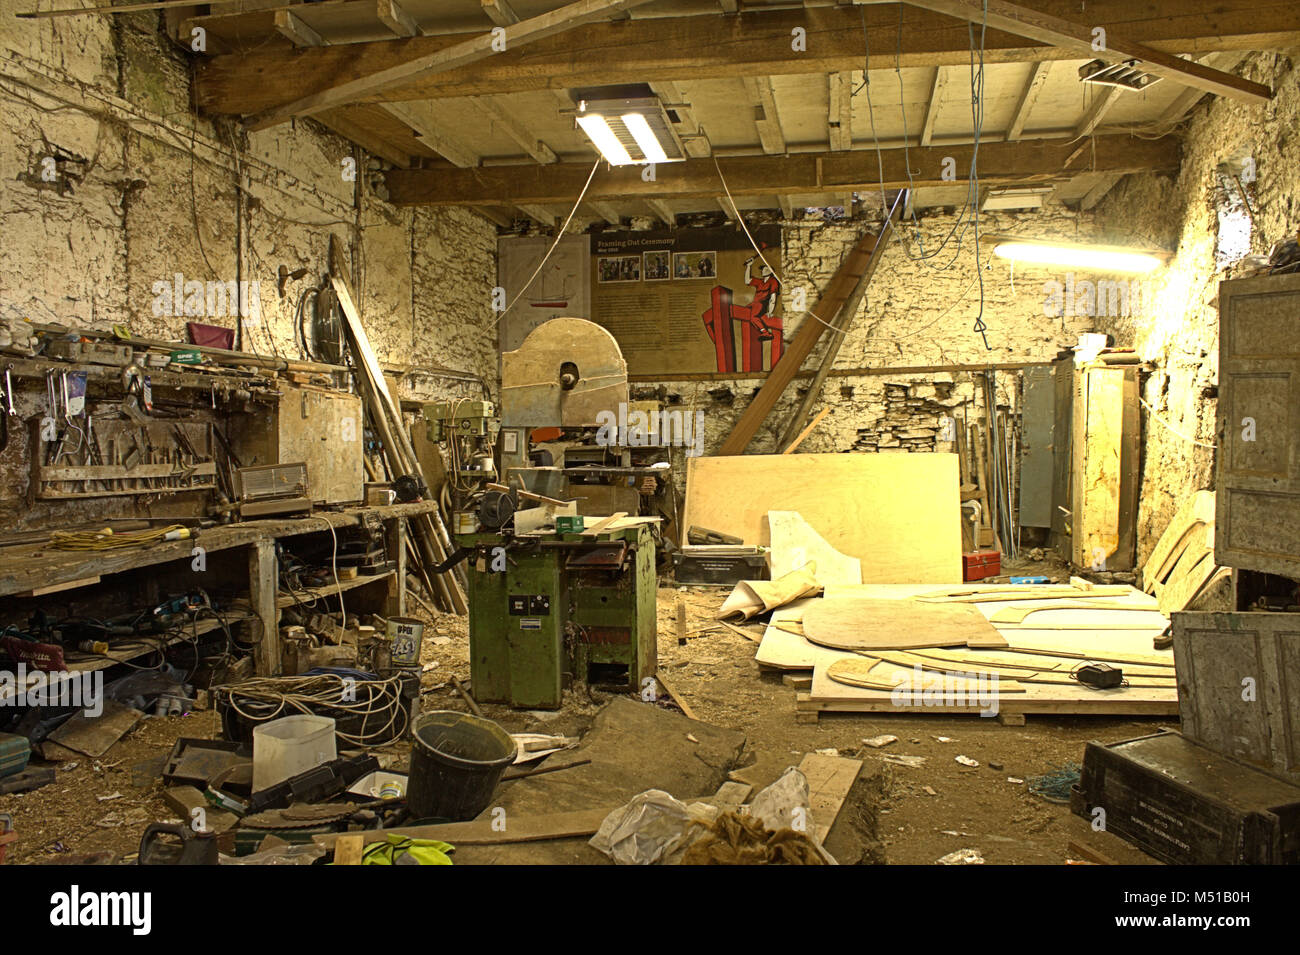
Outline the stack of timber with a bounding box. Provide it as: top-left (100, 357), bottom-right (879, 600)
top-left (751, 583), bottom-right (1177, 723)
top-left (329, 258), bottom-right (466, 613)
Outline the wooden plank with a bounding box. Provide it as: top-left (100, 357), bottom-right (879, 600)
top-left (314, 807), bottom-right (613, 849)
top-left (655, 672), bottom-right (698, 721)
top-left (781, 407), bottom-right (830, 453)
top-left (249, 538), bottom-right (281, 676)
top-left (1071, 367), bottom-right (1124, 569)
top-left (332, 833), bottom-right (365, 865)
top-left (904, 0), bottom-right (1272, 105)
top-left (46, 701), bottom-right (143, 758)
top-left (245, 0), bottom-right (661, 129)
top-left (378, 101), bottom-right (479, 167)
top-left (828, 72), bottom-right (852, 151)
top-left (193, 1), bottom-right (1300, 114)
top-left (385, 135), bottom-right (1182, 206)
top-left (481, 0), bottom-right (519, 27)
top-left (1073, 85), bottom-right (1121, 139)
top-left (684, 453), bottom-right (963, 582)
top-left (797, 753), bottom-right (862, 843)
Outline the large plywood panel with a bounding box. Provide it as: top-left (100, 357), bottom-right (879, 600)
top-left (683, 453), bottom-right (962, 583)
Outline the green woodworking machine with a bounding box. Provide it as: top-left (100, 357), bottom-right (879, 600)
top-left (446, 318), bottom-right (657, 709)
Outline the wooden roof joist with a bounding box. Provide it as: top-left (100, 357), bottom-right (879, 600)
top-left (193, 0), bottom-right (1300, 116)
top-left (384, 134), bottom-right (1180, 206)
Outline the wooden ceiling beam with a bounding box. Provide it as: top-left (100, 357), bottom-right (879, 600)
top-left (196, 0), bottom-right (1300, 116)
top-left (273, 9), bottom-right (324, 47)
top-left (645, 198), bottom-right (676, 226)
top-left (651, 81), bottom-right (711, 158)
top-left (918, 66), bottom-right (949, 146)
top-left (244, 0), bottom-right (659, 130)
top-left (903, 0), bottom-right (1271, 105)
top-left (742, 76), bottom-right (786, 154)
top-left (472, 97), bottom-right (558, 163)
top-left (481, 0), bottom-right (519, 28)
top-left (1073, 85), bottom-right (1122, 139)
top-left (377, 0), bottom-right (419, 38)
top-left (1006, 60), bottom-right (1050, 140)
top-left (379, 101), bottom-right (480, 167)
top-left (386, 133), bottom-right (1180, 205)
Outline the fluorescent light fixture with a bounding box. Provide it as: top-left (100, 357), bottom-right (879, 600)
top-left (577, 112), bottom-right (633, 166)
top-left (981, 186), bottom-right (1053, 211)
top-left (988, 237), bottom-right (1168, 274)
top-left (621, 112), bottom-right (667, 164)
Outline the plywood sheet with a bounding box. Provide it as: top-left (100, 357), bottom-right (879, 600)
top-left (802, 598), bottom-right (1007, 650)
top-left (1072, 367), bottom-right (1124, 568)
top-left (684, 453), bottom-right (962, 583)
top-left (765, 510), bottom-right (861, 585)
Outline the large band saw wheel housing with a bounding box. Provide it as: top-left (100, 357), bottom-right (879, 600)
top-left (500, 318), bottom-right (629, 428)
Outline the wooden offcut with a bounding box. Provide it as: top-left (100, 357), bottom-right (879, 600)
top-left (683, 453), bottom-right (963, 582)
top-left (802, 598), bottom-right (1007, 651)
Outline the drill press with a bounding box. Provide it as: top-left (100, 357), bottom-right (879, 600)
top-left (453, 319), bottom-right (658, 709)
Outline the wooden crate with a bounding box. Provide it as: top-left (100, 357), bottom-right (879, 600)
top-left (1172, 610), bottom-right (1300, 782)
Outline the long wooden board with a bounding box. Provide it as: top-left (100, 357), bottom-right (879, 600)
top-left (684, 453), bottom-right (962, 583)
top-left (314, 808), bottom-right (614, 849)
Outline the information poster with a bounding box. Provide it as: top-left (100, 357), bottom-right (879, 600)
top-left (590, 225), bottom-right (784, 377)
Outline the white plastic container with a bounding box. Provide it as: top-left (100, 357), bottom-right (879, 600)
top-left (252, 714), bottom-right (337, 792)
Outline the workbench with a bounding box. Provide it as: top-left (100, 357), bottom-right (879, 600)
top-left (0, 503), bottom-right (436, 695)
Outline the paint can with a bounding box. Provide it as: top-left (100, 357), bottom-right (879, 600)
top-left (386, 616), bottom-right (424, 669)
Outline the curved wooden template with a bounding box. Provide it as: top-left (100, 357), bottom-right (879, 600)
top-left (873, 646), bottom-right (1174, 677)
top-left (853, 649), bottom-right (1175, 687)
top-left (916, 586), bottom-right (1131, 604)
top-left (827, 656), bottom-right (1027, 693)
top-left (989, 600), bottom-right (1163, 624)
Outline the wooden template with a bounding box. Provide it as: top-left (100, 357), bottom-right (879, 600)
top-left (684, 453), bottom-right (963, 583)
top-left (802, 598), bottom-right (1007, 650)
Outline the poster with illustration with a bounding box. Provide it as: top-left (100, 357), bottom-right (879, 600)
top-left (588, 225), bottom-right (783, 376)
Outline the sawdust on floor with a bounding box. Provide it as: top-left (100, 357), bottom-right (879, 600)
top-left (2, 569), bottom-right (1161, 865)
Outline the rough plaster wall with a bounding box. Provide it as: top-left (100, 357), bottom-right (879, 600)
top-left (1094, 51), bottom-right (1300, 563)
top-left (1, 11), bottom-right (498, 392)
top-left (0, 12), bottom-right (499, 527)
top-left (645, 205), bottom-right (1103, 462)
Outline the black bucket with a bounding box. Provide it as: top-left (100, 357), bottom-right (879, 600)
top-left (407, 711), bottom-right (516, 822)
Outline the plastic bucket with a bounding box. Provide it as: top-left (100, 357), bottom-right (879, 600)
top-left (407, 711), bottom-right (516, 821)
top-left (252, 714), bottom-right (337, 792)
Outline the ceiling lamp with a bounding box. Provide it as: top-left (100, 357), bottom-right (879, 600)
top-left (575, 97), bottom-right (684, 166)
top-left (986, 236), bottom-right (1169, 274)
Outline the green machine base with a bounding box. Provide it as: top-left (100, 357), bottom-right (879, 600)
top-left (459, 525), bottom-right (657, 709)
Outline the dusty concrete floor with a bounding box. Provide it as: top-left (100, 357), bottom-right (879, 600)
top-left (0, 579), bottom-right (1162, 865)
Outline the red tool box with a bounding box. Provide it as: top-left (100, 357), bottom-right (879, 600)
top-left (962, 550), bottom-right (1001, 581)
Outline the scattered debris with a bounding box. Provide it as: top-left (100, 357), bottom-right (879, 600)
top-left (955, 755), bottom-right (979, 767)
top-left (937, 848), bottom-right (986, 865)
top-left (882, 754), bottom-right (927, 768)
top-left (861, 735), bottom-right (898, 748)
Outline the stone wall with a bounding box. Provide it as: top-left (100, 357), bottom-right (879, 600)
top-left (0, 8), bottom-right (499, 394)
top-left (1093, 51), bottom-right (1300, 563)
top-left (638, 205), bottom-right (1108, 466)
